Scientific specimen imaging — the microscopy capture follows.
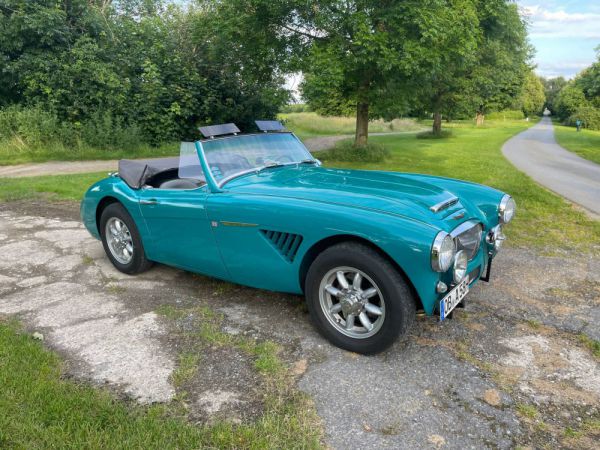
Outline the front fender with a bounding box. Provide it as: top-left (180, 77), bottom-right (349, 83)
top-left (80, 177), bottom-right (145, 240)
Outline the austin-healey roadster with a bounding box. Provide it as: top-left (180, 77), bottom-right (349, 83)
top-left (81, 121), bottom-right (515, 354)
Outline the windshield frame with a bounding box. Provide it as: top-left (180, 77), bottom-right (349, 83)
top-left (194, 132), bottom-right (318, 191)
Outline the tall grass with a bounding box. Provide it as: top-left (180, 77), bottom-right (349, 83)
top-left (0, 106), bottom-right (178, 165)
top-left (279, 112), bottom-right (422, 139)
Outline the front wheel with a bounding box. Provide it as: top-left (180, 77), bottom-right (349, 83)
top-left (305, 242), bottom-right (416, 354)
top-left (100, 202), bottom-right (153, 275)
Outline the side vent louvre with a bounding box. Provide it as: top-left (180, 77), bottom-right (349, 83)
top-left (260, 230), bottom-right (303, 262)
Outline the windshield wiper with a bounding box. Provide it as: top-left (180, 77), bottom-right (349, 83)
top-left (257, 162), bottom-right (285, 173)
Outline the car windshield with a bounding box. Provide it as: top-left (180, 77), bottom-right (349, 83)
top-left (196, 133), bottom-right (314, 186)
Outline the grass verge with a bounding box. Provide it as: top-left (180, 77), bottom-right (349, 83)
top-left (321, 119), bottom-right (600, 253)
top-left (553, 123), bottom-right (600, 165)
top-left (2, 119), bottom-right (598, 253)
top-left (0, 140), bottom-right (178, 166)
top-left (0, 172), bottom-right (107, 202)
top-left (0, 317), bottom-right (321, 449)
top-left (318, 141), bottom-right (390, 163)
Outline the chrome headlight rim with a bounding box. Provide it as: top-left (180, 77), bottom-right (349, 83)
top-left (431, 231), bottom-right (456, 272)
top-left (452, 250), bottom-right (468, 284)
top-left (498, 194), bottom-right (516, 224)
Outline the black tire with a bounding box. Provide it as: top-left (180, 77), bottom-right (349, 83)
top-left (305, 242), bottom-right (416, 354)
top-left (99, 202), bottom-right (153, 275)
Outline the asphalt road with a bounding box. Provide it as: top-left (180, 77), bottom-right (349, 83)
top-left (502, 117), bottom-right (600, 217)
top-left (1, 201), bottom-right (599, 448)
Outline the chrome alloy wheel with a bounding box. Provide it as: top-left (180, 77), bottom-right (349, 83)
top-left (319, 266), bottom-right (386, 339)
top-left (105, 217), bottom-right (134, 264)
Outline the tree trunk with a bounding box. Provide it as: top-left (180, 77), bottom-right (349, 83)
top-left (355, 101), bottom-right (369, 146)
top-left (433, 112), bottom-right (442, 135)
top-left (354, 78), bottom-right (370, 147)
top-left (475, 105), bottom-right (485, 126)
top-left (476, 110), bottom-right (485, 126)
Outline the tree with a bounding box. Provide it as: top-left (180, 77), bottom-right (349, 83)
top-left (468, 0), bottom-right (531, 125)
top-left (520, 72), bottom-right (545, 117)
top-left (574, 47), bottom-right (600, 108)
top-left (553, 83), bottom-right (587, 120)
top-left (541, 76), bottom-right (567, 113)
top-left (399, 0), bottom-right (481, 134)
top-left (1, 0), bottom-right (289, 144)
top-left (219, 0), bottom-right (499, 145)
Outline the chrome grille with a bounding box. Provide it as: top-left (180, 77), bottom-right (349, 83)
top-left (451, 221), bottom-right (483, 261)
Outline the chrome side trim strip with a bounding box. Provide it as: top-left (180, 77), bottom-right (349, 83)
top-left (429, 196), bottom-right (459, 213)
top-left (220, 221), bottom-right (258, 227)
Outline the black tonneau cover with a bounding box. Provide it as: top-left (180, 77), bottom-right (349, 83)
top-left (118, 157), bottom-right (179, 189)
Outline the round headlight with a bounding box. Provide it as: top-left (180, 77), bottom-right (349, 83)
top-left (499, 195), bottom-right (516, 224)
top-left (431, 232), bottom-right (456, 272)
top-left (453, 250), bottom-right (468, 284)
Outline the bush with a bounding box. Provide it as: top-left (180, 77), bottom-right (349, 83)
top-left (486, 110), bottom-right (525, 120)
top-left (79, 111), bottom-right (145, 150)
top-left (0, 106), bottom-right (148, 151)
top-left (317, 140), bottom-right (390, 163)
top-left (567, 106), bottom-right (600, 131)
top-left (416, 130), bottom-right (453, 139)
top-left (0, 105), bottom-right (68, 146)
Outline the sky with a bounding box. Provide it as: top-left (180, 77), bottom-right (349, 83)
top-left (518, 0), bottom-right (600, 79)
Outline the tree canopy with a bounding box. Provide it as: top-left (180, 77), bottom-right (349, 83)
top-left (295, 0), bottom-right (530, 138)
top-left (0, 0), bottom-right (288, 144)
top-left (0, 0), bottom-right (547, 146)
top-left (550, 47), bottom-right (600, 130)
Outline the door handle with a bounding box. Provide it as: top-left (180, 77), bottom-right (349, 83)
top-left (140, 199), bottom-right (159, 205)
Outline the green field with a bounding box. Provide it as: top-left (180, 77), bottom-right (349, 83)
top-left (1, 118), bottom-right (599, 253)
top-left (553, 123), bottom-right (600, 165)
top-left (280, 112), bottom-right (423, 139)
top-left (320, 119), bottom-right (600, 254)
top-left (0, 172), bottom-right (107, 202)
top-left (0, 141), bottom-right (179, 166)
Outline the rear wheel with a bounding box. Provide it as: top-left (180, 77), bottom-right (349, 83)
top-left (100, 202), bottom-right (152, 274)
top-left (305, 242), bottom-right (416, 354)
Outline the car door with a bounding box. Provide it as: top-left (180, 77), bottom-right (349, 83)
top-left (138, 186), bottom-right (228, 279)
top-left (206, 192), bottom-right (304, 294)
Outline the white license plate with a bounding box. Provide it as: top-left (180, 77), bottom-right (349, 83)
top-left (440, 277), bottom-right (469, 320)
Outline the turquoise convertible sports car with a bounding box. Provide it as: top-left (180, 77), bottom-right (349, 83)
top-left (81, 121), bottom-right (515, 354)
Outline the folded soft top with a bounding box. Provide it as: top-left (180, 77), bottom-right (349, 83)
top-left (118, 157), bottom-right (180, 189)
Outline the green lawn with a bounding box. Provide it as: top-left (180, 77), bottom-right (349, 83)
top-left (0, 112), bottom-right (424, 164)
top-left (553, 123), bottom-right (600, 165)
top-left (0, 140), bottom-right (179, 166)
top-left (1, 119), bottom-right (599, 253)
top-left (0, 172), bottom-right (107, 202)
top-left (0, 319), bottom-right (321, 449)
top-left (280, 112), bottom-right (422, 139)
top-left (321, 120), bottom-right (600, 254)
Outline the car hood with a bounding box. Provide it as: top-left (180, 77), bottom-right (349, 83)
top-left (226, 166), bottom-right (503, 231)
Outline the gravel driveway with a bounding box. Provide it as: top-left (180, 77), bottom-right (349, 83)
top-left (1, 201), bottom-right (599, 448)
top-left (502, 117), bottom-right (600, 217)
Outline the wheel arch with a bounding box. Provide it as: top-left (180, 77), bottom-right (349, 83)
top-left (298, 234), bottom-right (424, 311)
top-left (95, 196), bottom-right (121, 235)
